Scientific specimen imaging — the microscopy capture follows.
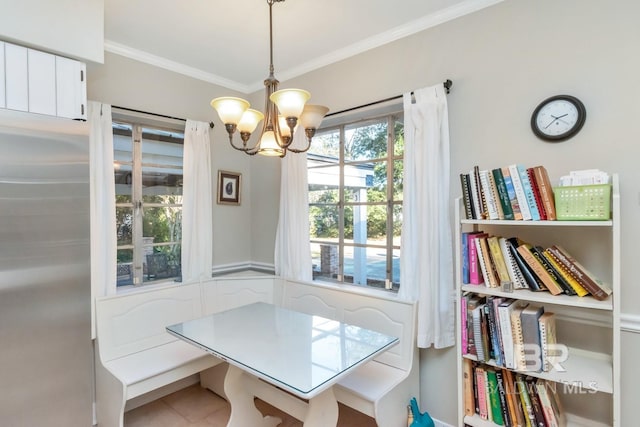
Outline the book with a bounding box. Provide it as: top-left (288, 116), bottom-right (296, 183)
top-left (493, 168), bottom-right (515, 220)
top-left (520, 305), bottom-right (544, 372)
top-left (461, 293), bottom-right (469, 354)
top-left (542, 248), bottom-right (588, 296)
top-left (487, 297), bottom-right (504, 365)
top-left (510, 302), bottom-right (529, 371)
top-left (530, 245), bottom-right (576, 296)
top-left (525, 376), bottom-right (547, 427)
top-left (463, 358), bottom-right (475, 417)
top-left (488, 236), bottom-right (512, 289)
top-left (472, 165), bottom-right (487, 219)
top-left (460, 173), bottom-right (476, 220)
top-left (508, 164), bottom-right (532, 221)
top-left (477, 236), bottom-right (499, 288)
top-left (495, 369), bottom-right (512, 427)
top-left (500, 237), bottom-right (528, 290)
top-left (517, 243), bottom-right (562, 295)
top-left (548, 245), bottom-right (612, 300)
top-left (469, 232), bottom-right (488, 285)
top-left (515, 374), bottom-right (537, 427)
top-left (507, 237), bottom-right (545, 291)
top-left (486, 368), bottom-right (505, 425)
top-left (497, 299), bottom-right (516, 369)
top-left (532, 165), bottom-right (557, 220)
top-left (466, 295), bottom-right (484, 356)
top-left (501, 167), bottom-right (523, 220)
top-left (475, 365), bottom-right (489, 420)
top-left (480, 169), bottom-right (501, 220)
top-left (472, 305), bottom-right (487, 361)
top-left (461, 231), bottom-right (471, 284)
top-left (535, 379), bottom-right (562, 427)
top-left (503, 369), bottom-right (526, 427)
top-left (527, 167), bottom-right (547, 220)
top-left (538, 312), bottom-right (557, 372)
top-left (488, 170), bottom-right (506, 220)
top-left (516, 164), bottom-right (542, 221)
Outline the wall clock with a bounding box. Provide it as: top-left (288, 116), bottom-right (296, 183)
top-left (531, 95), bottom-right (586, 142)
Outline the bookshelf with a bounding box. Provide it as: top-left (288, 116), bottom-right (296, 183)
top-left (455, 174), bottom-right (620, 427)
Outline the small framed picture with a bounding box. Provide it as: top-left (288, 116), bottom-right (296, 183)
top-left (217, 170), bottom-right (241, 205)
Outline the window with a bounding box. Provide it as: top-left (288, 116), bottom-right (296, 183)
top-left (308, 111), bottom-right (404, 291)
top-left (113, 120), bottom-right (184, 287)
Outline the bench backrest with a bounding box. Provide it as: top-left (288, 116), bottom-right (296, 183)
top-left (280, 279), bottom-right (416, 371)
top-left (95, 282), bottom-right (202, 362)
top-left (201, 276), bottom-right (275, 315)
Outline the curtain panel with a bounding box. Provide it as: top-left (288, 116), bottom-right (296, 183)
top-left (399, 84), bottom-right (455, 349)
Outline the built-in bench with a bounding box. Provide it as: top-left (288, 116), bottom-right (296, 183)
top-left (280, 279), bottom-right (418, 427)
top-left (94, 274), bottom-right (417, 427)
top-left (94, 274), bottom-right (276, 427)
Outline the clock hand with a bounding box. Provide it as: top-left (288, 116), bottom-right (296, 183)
top-left (544, 113), bottom-right (570, 129)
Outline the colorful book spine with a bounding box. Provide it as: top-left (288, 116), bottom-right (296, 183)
top-left (530, 245), bottom-right (576, 296)
top-left (516, 244), bottom-right (562, 295)
top-left (480, 169), bottom-right (501, 220)
top-left (549, 245), bottom-right (612, 300)
top-left (527, 167), bottom-right (547, 220)
top-left (493, 168), bottom-right (515, 220)
top-left (507, 238), bottom-right (544, 291)
top-left (463, 358), bottom-right (475, 417)
top-left (468, 233), bottom-right (486, 285)
top-left (542, 249), bottom-right (588, 296)
top-left (532, 165), bottom-right (557, 220)
top-left (475, 365), bottom-right (489, 420)
top-left (488, 236), bottom-right (512, 289)
top-left (516, 164), bottom-right (541, 221)
top-left (515, 374), bottom-right (536, 427)
top-left (501, 166), bottom-right (523, 220)
top-left (500, 237), bottom-right (528, 290)
top-left (486, 369), bottom-right (505, 425)
top-left (508, 164), bottom-right (532, 220)
top-left (461, 294), bottom-right (469, 354)
top-left (462, 232), bottom-right (470, 284)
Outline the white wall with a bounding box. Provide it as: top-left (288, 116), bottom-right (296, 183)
top-left (277, 0), bottom-right (640, 424)
top-left (0, 0), bottom-right (104, 63)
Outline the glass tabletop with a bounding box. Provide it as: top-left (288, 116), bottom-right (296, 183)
top-left (167, 302), bottom-right (398, 399)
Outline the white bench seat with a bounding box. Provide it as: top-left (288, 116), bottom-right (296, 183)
top-left (104, 340), bottom-right (215, 398)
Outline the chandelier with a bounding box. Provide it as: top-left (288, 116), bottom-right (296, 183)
top-left (210, 0), bottom-right (329, 157)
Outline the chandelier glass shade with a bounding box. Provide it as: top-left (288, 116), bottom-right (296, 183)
top-left (210, 0), bottom-right (328, 157)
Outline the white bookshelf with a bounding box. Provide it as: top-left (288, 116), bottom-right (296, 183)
top-left (455, 174), bottom-right (620, 427)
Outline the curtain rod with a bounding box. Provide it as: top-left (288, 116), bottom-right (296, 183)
top-left (112, 105), bottom-right (215, 128)
top-left (325, 79), bottom-right (452, 118)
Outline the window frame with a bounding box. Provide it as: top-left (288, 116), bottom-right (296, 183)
top-left (112, 112), bottom-right (185, 289)
top-left (308, 107), bottom-right (404, 291)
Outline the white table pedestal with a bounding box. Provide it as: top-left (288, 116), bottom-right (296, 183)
top-left (224, 364), bottom-right (339, 427)
top-left (224, 364), bottom-right (282, 427)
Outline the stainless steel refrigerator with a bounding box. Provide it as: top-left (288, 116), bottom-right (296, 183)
top-left (0, 111), bottom-right (92, 426)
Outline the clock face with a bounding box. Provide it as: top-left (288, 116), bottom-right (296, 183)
top-left (531, 95), bottom-right (586, 142)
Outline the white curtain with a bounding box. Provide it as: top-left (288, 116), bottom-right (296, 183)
top-left (274, 128), bottom-right (313, 281)
top-left (181, 120), bottom-right (213, 284)
top-left (399, 84), bottom-right (455, 349)
top-left (89, 101), bottom-right (117, 337)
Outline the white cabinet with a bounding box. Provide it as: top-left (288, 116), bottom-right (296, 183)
top-left (455, 174), bottom-right (620, 426)
top-left (28, 49), bottom-right (57, 116)
top-left (5, 43), bottom-right (29, 112)
top-left (1, 41), bottom-right (86, 120)
top-left (56, 56), bottom-right (86, 120)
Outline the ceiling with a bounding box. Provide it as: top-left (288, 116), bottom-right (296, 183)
top-left (104, 0), bottom-right (502, 94)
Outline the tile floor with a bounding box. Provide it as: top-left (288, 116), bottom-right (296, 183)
top-left (124, 384), bottom-right (377, 427)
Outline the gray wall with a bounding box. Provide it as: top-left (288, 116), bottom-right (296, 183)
top-left (268, 0), bottom-right (640, 424)
top-left (85, 0), bottom-right (639, 424)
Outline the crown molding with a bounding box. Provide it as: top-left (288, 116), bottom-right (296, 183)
top-left (104, 40), bottom-right (251, 93)
top-left (263, 0), bottom-right (505, 91)
top-left (105, 0), bottom-right (505, 94)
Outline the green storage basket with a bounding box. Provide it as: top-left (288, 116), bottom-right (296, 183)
top-left (554, 184), bottom-right (611, 220)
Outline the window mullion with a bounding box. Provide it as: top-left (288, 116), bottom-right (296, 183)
top-left (338, 124), bottom-right (345, 282)
top-left (132, 125), bottom-right (144, 286)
